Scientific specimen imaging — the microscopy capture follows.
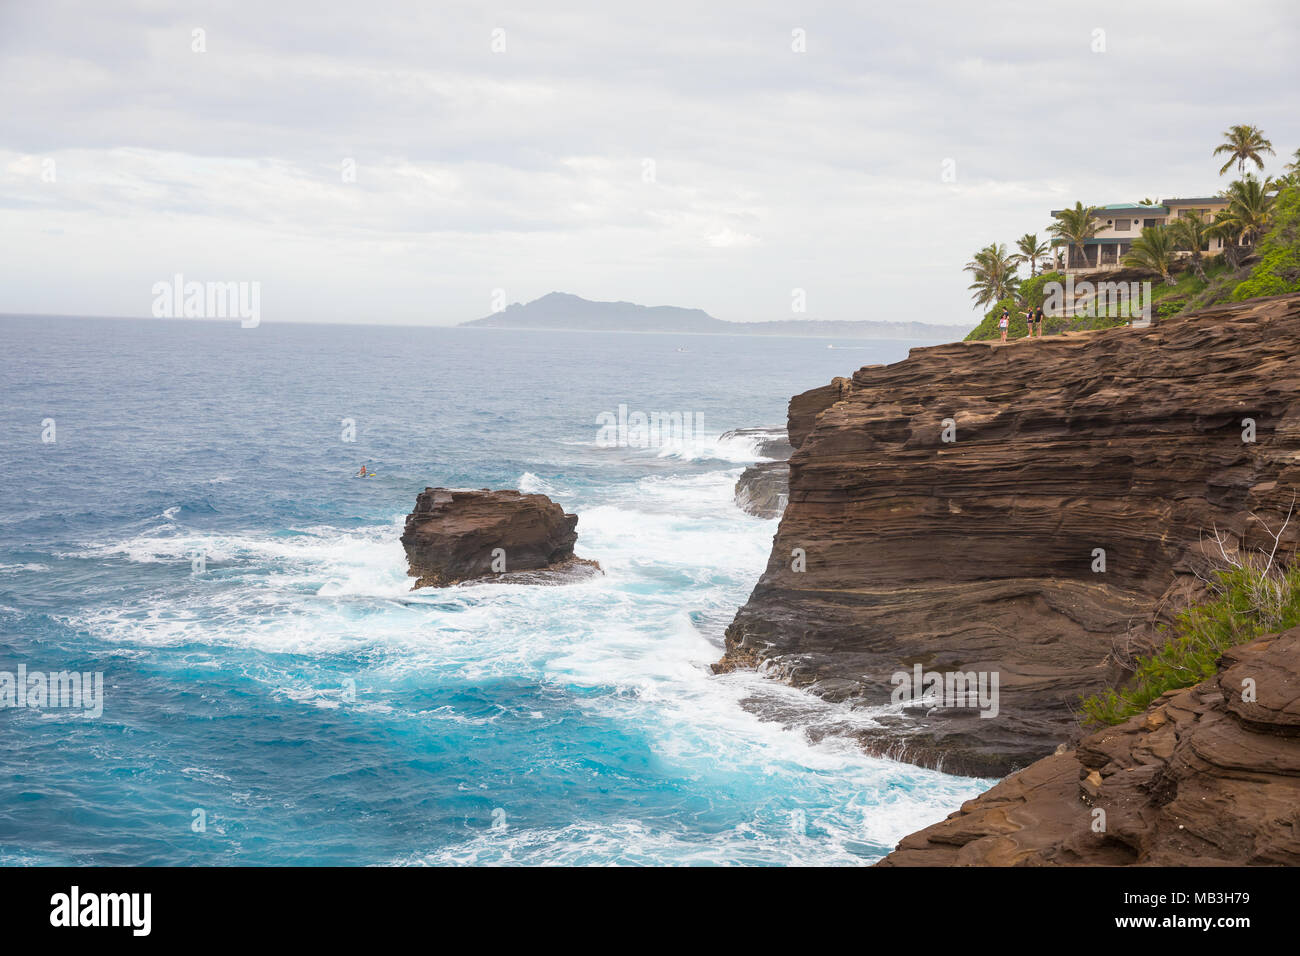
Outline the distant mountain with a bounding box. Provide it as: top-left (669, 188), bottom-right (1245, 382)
top-left (462, 292), bottom-right (729, 333)
top-left (460, 292), bottom-right (970, 341)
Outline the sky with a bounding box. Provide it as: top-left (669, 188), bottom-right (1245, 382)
top-left (1, 0), bottom-right (1297, 326)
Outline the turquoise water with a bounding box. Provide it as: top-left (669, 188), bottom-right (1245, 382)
top-left (0, 315), bottom-right (987, 865)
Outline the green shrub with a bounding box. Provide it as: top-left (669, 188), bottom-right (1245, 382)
top-left (1232, 186), bottom-right (1300, 300)
top-left (1020, 271), bottom-right (1065, 309)
top-left (964, 296), bottom-right (1028, 341)
top-left (1080, 562), bottom-right (1300, 727)
top-left (1156, 297), bottom-right (1187, 318)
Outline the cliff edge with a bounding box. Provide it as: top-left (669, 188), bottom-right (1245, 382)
top-left (717, 293), bottom-right (1300, 777)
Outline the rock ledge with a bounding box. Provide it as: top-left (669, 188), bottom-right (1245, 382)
top-left (878, 628), bottom-right (1300, 866)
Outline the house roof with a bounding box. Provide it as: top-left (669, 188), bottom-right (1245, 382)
top-left (1051, 195), bottom-right (1227, 217)
top-left (1049, 237), bottom-right (1132, 246)
top-left (1051, 204), bottom-right (1168, 216)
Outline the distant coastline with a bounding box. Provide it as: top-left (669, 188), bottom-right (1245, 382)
top-left (460, 292), bottom-right (970, 342)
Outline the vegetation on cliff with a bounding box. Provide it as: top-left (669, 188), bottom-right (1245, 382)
top-left (963, 125), bottom-right (1298, 339)
top-left (1081, 555), bottom-right (1300, 727)
top-left (964, 272), bottom-right (1134, 340)
top-left (1232, 184), bottom-right (1300, 300)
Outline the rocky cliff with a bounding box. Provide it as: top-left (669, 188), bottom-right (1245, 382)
top-left (717, 293), bottom-right (1300, 777)
top-left (401, 488), bottom-right (599, 588)
top-left (878, 627), bottom-right (1300, 866)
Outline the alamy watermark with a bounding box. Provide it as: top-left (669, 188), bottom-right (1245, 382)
top-left (151, 273), bottom-right (261, 327)
top-left (50, 886), bottom-right (150, 936)
top-left (1, 664), bottom-right (104, 717)
top-left (1043, 276), bottom-right (1152, 322)
top-left (891, 663), bottom-right (999, 718)
top-left (595, 404), bottom-right (704, 450)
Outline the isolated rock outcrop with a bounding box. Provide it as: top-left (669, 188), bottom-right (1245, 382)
top-left (401, 488), bottom-right (599, 588)
top-left (878, 628), bottom-right (1300, 866)
top-left (735, 461), bottom-right (790, 519)
top-left (717, 293), bottom-right (1300, 776)
top-left (723, 426), bottom-right (794, 519)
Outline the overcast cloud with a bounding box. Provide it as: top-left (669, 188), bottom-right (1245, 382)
top-left (1, 0), bottom-right (1297, 325)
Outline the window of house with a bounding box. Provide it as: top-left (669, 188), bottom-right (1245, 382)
top-left (1113, 218), bottom-right (1131, 231)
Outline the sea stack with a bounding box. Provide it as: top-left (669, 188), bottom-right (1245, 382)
top-left (401, 488), bottom-right (600, 588)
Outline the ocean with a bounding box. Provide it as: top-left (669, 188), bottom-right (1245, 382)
top-left (0, 315), bottom-right (988, 865)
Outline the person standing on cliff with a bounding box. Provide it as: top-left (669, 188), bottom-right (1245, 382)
top-left (998, 307), bottom-right (1010, 343)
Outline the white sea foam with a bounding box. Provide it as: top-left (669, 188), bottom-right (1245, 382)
top-left (558, 430), bottom-right (777, 464)
top-left (653, 431), bottom-right (777, 463)
top-left (517, 472), bottom-right (570, 497)
top-left (61, 465), bottom-right (987, 863)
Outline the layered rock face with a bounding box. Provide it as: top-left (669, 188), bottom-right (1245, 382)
top-left (401, 488), bottom-right (598, 588)
top-left (718, 294), bottom-right (1300, 776)
top-left (879, 628), bottom-right (1300, 866)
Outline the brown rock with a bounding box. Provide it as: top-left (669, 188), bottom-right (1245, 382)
top-left (718, 293), bottom-right (1300, 775)
top-left (877, 628), bottom-right (1300, 866)
top-left (400, 487), bottom-right (599, 588)
top-left (787, 376), bottom-right (852, 449)
top-left (725, 427), bottom-right (794, 519)
top-left (734, 461), bottom-right (790, 519)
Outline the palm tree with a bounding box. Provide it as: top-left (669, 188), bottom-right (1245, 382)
top-left (1123, 225), bottom-right (1177, 285)
top-left (1167, 210), bottom-right (1211, 282)
top-left (1213, 125), bottom-right (1274, 177)
top-left (963, 243), bottom-right (1021, 309)
top-left (1210, 209), bottom-right (1245, 269)
top-left (1014, 233), bottom-right (1051, 277)
top-left (1281, 148), bottom-right (1300, 189)
top-left (1215, 174), bottom-right (1279, 255)
top-left (1048, 202), bottom-right (1100, 270)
